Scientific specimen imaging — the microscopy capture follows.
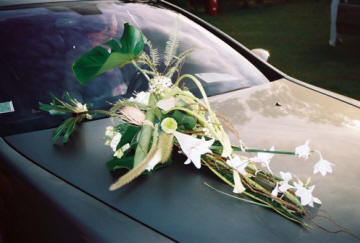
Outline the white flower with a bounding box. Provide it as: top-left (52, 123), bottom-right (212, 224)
top-left (146, 149), bottom-right (162, 171)
top-left (174, 132), bottom-right (214, 169)
top-left (272, 171), bottom-right (294, 197)
top-left (105, 126), bottom-right (115, 138)
top-left (295, 140), bottom-right (311, 159)
top-left (232, 170), bottom-right (246, 194)
top-left (313, 157), bottom-right (334, 176)
top-left (114, 149), bottom-right (124, 159)
top-left (294, 182), bottom-right (321, 207)
top-left (149, 76), bottom-right (172, 94)
top-left (251, 146), bottom-right (275, 173)
top-left (278, 171), bottom-right (294, 192)
top-left (226, 155), bottom-right (249, 175)
top-left (113, 143), bottom-right (131, 159)
top-left (157, 97), bottom-right (176, 112)
top-left (129, 91), bottom-right (150, 105)
top-left (110, 132), bottom-right (121, 152)
top-left (74, 101), bottom-right (88, 113)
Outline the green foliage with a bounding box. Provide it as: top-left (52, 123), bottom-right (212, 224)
top-left (72, 23), bottom-right (144, 85)
top-left (52, 115), bottom-right (86, 143)
top-left (39, 92), bottom-right (92, 143)
top-left (171, 110), bottom-right (197, 130)
top-left (106, 156), bottom-right (134, 171)
top-left (117, 124), bottom-right (141, 150)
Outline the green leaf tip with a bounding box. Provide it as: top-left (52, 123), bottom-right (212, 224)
top-left (72, 23), bottom-right (144, 85)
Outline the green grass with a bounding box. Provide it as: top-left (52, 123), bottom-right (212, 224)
top-left (193, 0), bottom-right (360, 100)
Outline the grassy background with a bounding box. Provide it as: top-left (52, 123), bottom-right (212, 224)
top-left (182, 0), bottom-right (360, 100)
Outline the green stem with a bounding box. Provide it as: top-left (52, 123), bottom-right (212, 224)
top-left (211, 145), bottom-right (295, 155)
top-left (133, 93), bottom-right (156, 166)
top-left (132, 60), bottom-right (151, 82)
top-left (175, 74), bottom-right (232, 157)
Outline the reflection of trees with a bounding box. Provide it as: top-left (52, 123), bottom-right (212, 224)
top-left (246, 80), bottom-right (360, 127)
top-left (211, 98), bottom-right (251, 126)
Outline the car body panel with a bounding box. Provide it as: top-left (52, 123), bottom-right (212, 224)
top-left (4, 79), bottom-right (360, 242)
top-left (0, 138), bottom-right (173, 242)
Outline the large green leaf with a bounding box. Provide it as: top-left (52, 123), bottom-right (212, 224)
top-left (72, 23), bottom-right (144, 85)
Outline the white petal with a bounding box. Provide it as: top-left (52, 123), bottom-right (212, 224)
top-left (271, 183), bottom-right (279, 197)
top-left (184, 158), bottom-right (191, 165)
top-left (134, 91), bottom-right (150, 105)
top-left (280, 171), bottom-right (292, 181)
top-left (157, 97), bottom-right (176, 112)
top-left (146, 149), bottom-right (162, 171)
top-left (313, 197), bottom-right (322, 205)
top-left (279, 183), bottom-right (293, 192)
top-left (110, 133), bottom-right (122, 152)
top-left (233, 170), bottom-right (245, 194)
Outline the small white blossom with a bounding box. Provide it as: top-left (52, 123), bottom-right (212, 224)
top-left (295, 140), bottom-right (311, 159)
top-left (74, 102), bottom-right (88, 113)
top-left (294, 182), bottom-right (321, 207)
top-left (105, 126), bottom-right (115, 138)
top-left (313, 156), bottom-right (334, 176)
top-left (174, 132), bottom-right (214, 169)
top-left (226, 155), bottom-right (249, 176)
top-left (233, 170), bottom-right (246, 194)
top-left (110, 132), bottom-right (121, 152)
top-left (121, 143), bottom-right (131, 152)
top-left (129, 91), bottom-right (150, 105)
top-left (149, 76), bottom-right (172, 94)
top-left (114, 149), bottom-right (124, 159)
top-left (157, 97), bottom-right (176, 112)
top-left (251, 146), bottom-right (275, 174)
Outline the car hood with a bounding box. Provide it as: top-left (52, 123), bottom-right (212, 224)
top-left (5, 80), bottom-right (360, 242)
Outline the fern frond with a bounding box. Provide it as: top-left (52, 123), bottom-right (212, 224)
top-left (150, 48), bottom-right (160, 67)
top-left (164, 20), bottom-right (179, 67)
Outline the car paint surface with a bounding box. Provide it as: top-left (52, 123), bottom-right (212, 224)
top-left (5, 79), bottom-right (360, 242)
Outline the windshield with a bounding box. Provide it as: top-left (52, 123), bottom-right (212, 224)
top-left (0, 1), bottom-right (269, 136)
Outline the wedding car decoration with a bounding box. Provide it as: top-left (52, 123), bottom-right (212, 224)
top-left (39, 23), bottom-right (336, 227)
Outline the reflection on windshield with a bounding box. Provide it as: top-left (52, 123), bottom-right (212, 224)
top-left (0, 2), bottom-right (268, 136)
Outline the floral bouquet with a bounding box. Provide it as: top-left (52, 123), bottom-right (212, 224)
top-left (39, 23), bottom-right (336, 228)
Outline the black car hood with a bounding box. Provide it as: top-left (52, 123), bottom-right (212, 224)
top-left (5, 80), bottom-right (360, 242)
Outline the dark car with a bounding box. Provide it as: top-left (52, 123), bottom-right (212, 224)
top-left (1, 1), bottom-right (359, 242)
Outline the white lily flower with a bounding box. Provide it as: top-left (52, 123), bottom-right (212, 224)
top-left (110, 132), bottom-right (122, 152)
top-left (226, 155), bottom-right (249, 175)
top-left (129, 91), bottom-right (150, 105)
top-left (174, 132), bottom-right (214, 169)
top-left (294, 182), bottom-right (321, 207)
top-left (272, 171), bottom-right (294, 197)
top-left (233, 170), bottom-right (246, 194)
top-left (295, 140), bottom-right (311, 159)
top-left (146, 149), bottom-right (162, 171)
top-left (251, 146), bottom-right (275, 174)
top-left (313, 155), bottom-right (335, 176)
top-left (157, 97), bottom-right (176, 112)
top-left (278, 171), bottom-right (294, 192)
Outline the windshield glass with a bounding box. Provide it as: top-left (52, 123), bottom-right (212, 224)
top-left (0, 1), bottom-right (269, 136)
